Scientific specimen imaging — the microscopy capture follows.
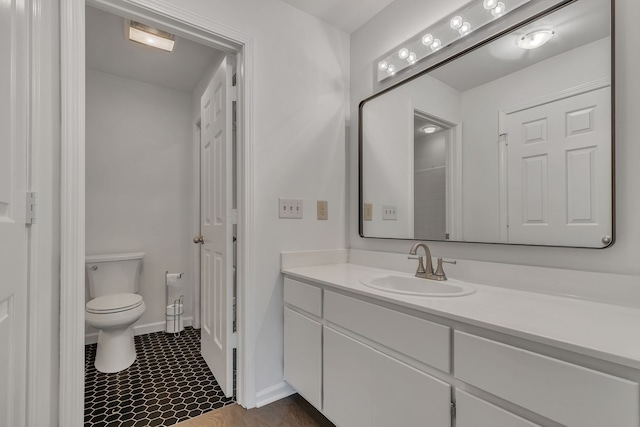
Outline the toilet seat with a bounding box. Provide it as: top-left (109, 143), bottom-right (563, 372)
top-left (86, 293), bottom-right (143, 314)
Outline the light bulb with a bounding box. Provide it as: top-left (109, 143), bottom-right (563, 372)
top-left (491, 2), bottom-right (506, 17)
top-left (459, 22), bottom-right (471, 36)
top-left (421, 33), bottom-right (434, 46)
top-left (430, 39), bottom-right (442, 51)
top-left (398, 48), bottom-right (409, 59)
top-left (387, 64), bottom-right (396, 74)
top-left (450, 16), bottom-right (463, 29)
top-left (483, 0), bottom-right (498, 9)
top-left (407, 52), bottom-right (417, 63)
top-left (378, 61), bottom-right (388, 71)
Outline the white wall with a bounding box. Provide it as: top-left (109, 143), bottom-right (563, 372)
top-left (85, 69), bottom-right (194, 336)
top-left (350, 0), bottom-right (640, 277)
top-left (461, 37), bottom-right (610, 242)
top-left (362, 74), bottom-right (461, 237)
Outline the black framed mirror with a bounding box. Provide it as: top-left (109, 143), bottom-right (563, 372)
top-left (359, 0), bottom-right (614, 248)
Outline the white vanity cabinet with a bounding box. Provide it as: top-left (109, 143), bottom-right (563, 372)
top-left (322, 291), bottom-right (451, 427)
top-left (282, 273), bottom-right (640, 427)
top-left (283, 278), bottom-right (322, 410)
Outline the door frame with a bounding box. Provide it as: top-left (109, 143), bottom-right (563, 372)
top-left (59, 1), bottom-right (256, 425)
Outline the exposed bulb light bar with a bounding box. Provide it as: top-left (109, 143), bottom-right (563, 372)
top-left (375, 0), bottom-right (531, 81)
top-left (517, 29), bottom-right (555, 49)
top-left (128, 21), bottom-right (175, 52)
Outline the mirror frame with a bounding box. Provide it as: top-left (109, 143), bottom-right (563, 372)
top-left (358, 0), bottom-right (615, 248)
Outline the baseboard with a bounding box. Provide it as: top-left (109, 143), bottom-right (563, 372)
top-left (84, 317), bottom-right (194, 345)
top-left (255, 381), bottom-right (296, 408)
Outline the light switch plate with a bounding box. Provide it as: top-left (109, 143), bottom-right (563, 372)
top-left (317, 200), bottom-right (328, 220)
top-left (363, 203), bottom-right (373, 221)
top-left (382, 204), bottom-right (397, 220)
top-left (279, 198), bottom-right (303, 219)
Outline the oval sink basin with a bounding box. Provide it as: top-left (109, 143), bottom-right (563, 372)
top-left (359, 274), bottom-right (475, 297)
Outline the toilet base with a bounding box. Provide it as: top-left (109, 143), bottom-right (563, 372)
top-left (95, 325), bottom-right (137, 373)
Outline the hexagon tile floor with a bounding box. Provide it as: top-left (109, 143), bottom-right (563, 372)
top-left (84, 327), bottom-right (235, 427)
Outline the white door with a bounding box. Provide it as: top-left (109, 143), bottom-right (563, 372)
top-left (0, 0), bottom-right (28, 425)
top-left (200, 57), bottom-right (235, 398)
top-left (506, 86), bottom-right (611, 246)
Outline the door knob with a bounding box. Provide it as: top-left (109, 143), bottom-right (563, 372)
top-left (193, 236), bottom-right (204, 244)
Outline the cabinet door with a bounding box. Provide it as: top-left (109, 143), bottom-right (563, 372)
top-left (456, 390), bottom-right (541, 427)
top-left (324, 326), bottom-right (451, 427)
top-left (284, 308), bottom-right (322, 409)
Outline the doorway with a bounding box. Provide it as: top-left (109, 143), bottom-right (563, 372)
top-left (60, 1), bottom-right (256, 425)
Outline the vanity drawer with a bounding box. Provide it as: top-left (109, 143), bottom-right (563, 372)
top-left (324, 290), bottom-right (450, 372)
top-left (284, 277), bottom-right (322, 317)
top-left (456, 390), bottom-right (541, 427)
top-left (454, 331), bottom-right (640, 427)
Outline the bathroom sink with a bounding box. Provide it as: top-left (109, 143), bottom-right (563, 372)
top-left (359, 274), bottom-right (476, 297)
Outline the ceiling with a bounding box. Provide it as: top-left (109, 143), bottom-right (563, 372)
top-left (86, 6), bottom-right (224, 93)
top-left (280, 0), bottom-right (395, 33)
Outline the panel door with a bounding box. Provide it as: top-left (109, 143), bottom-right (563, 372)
top-left (506, 86), bottom-right (611, 246)
top-left (200, 57), bottom-right (235, 398)
top-left (323, 326), bottom-right (451, 427)
top-left (283, 308), bottom-right (322, 409)
top-left (0, 0), bottom-right (28, 425)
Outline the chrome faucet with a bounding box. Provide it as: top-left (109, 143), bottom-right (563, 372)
top-left (408, 242), bottom-right (455, 281)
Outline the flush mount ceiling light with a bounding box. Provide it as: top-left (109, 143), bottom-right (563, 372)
top-left (128, 21), bottom-right (176, 52)
top-left (517, 30), bottom-right (555, 49)
top-left (376, 0), bottom-right (531, 81)
top-left (421, 125), bottom-right (439, 134)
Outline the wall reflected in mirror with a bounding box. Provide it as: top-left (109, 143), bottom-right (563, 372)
top-left (360, 0), bottom-right (613, 248)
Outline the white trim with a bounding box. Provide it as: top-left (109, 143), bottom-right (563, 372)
top-left (60, 1), bottom-right (86, 427)
top-left (502, 77), bottom-right (611, 115)
top-left (255, 382), bottom-right (296, 408)
top-left (84, 317), bottom-right (195, 345)
top-left (497, 78), bottom-right (612, 244)
top-left (60, 2), bottom-right (256, 424)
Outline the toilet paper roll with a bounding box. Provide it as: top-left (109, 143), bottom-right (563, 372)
top-left (166, 272), bottom-right (183, 284)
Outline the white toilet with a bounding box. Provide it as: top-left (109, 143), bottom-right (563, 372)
top-left (85, 252), bottom-right (146, 373)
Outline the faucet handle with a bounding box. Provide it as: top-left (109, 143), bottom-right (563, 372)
top-left (434, 257), bottom-right (456, 280)
top-left (407, 256), bottom-right (426, 275)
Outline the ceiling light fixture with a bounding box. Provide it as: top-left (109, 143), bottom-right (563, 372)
top-left (421, 125), bottom-right (439, 134)
top-left (128, 21), bottom-right (176, 52)
top-left (375, 0), bottom-right (531, 81)
top-left (517, 29), bottom-right (555, 49)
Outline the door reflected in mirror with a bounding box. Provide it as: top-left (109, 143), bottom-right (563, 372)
top-left (359, 0), bottom-right (613, 248)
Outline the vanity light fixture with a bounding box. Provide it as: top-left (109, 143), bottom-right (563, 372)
top-left (421, 125), bottom-right (439, 134)
top-left (376, 0), bottom-right (530, 81)
top-left (128, 21), bottom-right (176, 52)
top-left (517, 29), bottom-right (555, 49)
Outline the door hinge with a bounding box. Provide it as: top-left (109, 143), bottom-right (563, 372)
top-left (230, 209), bottom-right (238, 225)
top-left (26, 192), bottom-right (37, 225)
top-left (451, 401), bottom-right (456, 419)
top-left (230, 86), bottom-right (237, 102)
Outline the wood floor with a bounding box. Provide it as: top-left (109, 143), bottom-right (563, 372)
top-left (173, 394), bottom-right (335, 427)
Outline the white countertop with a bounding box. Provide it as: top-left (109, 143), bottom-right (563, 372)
top-left (282, 262), bottom-right (640, 371)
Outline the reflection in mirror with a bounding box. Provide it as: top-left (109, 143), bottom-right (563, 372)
top-left (360, 0), bottom-right (612, 248)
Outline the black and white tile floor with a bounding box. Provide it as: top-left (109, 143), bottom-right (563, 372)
top-left (84, 327), bottom-right (234, 427)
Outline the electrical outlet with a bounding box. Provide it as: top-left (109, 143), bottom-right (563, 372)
top-left (382, 204), bottom-right (397, 220)
top-left (279, 198), bottom-right (303, 219)
top-left (363, 203), bottom-right (373, 221)
top-left (317, 200), bottom-right (328, 220)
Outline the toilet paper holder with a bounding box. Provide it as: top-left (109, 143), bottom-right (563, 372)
top-left (165, 271), bottom-right (184, 336)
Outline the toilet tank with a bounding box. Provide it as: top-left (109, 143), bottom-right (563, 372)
top-left (85, 252), bottom-right (145, 298)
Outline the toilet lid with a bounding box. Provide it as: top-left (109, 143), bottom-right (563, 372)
top-left (86, 293), bottom-right (143, 314)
